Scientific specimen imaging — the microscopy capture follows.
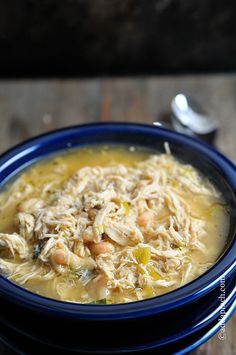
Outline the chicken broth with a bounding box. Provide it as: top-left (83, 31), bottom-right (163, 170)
top-left (0, 145), bottom-right (229, 304)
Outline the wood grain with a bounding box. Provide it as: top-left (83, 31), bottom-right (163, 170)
top-left (0, 75), bottom-right (235, 354)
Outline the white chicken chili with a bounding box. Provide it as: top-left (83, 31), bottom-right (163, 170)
top-left (0, 145), bottom-right (229, 304)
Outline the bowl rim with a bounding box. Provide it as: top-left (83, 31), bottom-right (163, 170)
top-left (0, 122), bottom-right (236, 320)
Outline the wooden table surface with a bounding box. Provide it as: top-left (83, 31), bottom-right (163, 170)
top-left (0, 75), bottom-right (235, 355)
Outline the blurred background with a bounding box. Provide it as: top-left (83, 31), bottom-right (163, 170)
top-left (1, 0), bottom-right (236, 77)
top-left (0, 1), bottom-right (236, 354)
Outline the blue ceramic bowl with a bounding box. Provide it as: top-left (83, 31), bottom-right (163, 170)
top-left (0, 123), bottom-right (236, 354)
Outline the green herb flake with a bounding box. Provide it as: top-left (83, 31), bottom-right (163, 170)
top-left (32, 242), bottom-right (43, 259)
top-left (89, 299), bottom-right (107, 305)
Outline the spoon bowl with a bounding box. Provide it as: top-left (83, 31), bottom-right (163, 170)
top-left (171, 94), bottom-right (219, 143)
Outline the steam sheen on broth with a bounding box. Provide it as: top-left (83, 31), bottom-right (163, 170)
top-left (0, 145), bottom-right (229, 304)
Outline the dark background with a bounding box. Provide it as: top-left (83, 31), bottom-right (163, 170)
top-left (0, 0), bottom-right (236, 77)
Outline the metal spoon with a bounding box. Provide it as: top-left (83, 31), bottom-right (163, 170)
top-left (170, 94), bottom-right (219, 144)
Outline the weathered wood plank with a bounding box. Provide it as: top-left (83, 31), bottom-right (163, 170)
top-left (99, 75), bottom-right (236, 161)
top-left (0, 80), bottom-right (102, 154)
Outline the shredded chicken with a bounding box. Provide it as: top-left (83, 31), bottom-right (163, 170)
top-left (0, 233), bottom-right (29, 259)
top-left (0, 148), bottom-right (228, 304)
top-left (16, 213), bottom-right (35, 240)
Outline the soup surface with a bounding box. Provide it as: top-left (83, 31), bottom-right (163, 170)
top-left (0, 145), bottom-right (229, 304)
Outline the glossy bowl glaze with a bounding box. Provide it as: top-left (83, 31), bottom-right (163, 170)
top-left (0, 123), bottom-right (236, 354)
